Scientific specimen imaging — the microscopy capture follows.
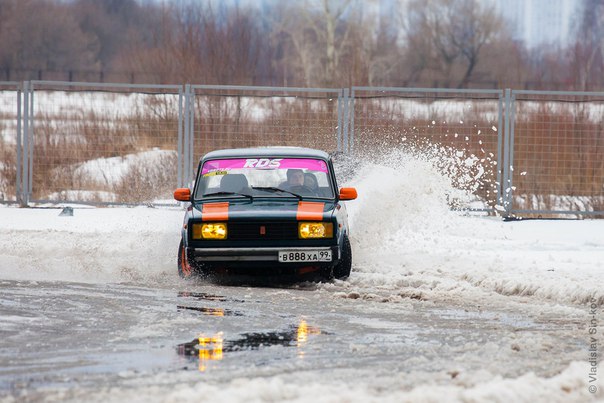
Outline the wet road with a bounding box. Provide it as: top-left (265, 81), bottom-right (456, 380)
top-left (0, 278), bottom-right (587, 400)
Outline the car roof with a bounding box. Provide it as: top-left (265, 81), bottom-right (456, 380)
top-left (201, 146), bottom-right (331, 161)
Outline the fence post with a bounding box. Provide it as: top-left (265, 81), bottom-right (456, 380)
top-left (502, 88), bottom-right (512, 217)
top-left (177, 86), bottom-right (184, 188)
top-left (342, 88), bottom-right (350, 153)
top-left (336, 89), bottom-right (343, 152)
top-left (348, 87), bottom-right (354, 153)
top-left (188, 86), bottom-right (195, 188)
top-left (21, 81), bottom-right (30, 206)
top-left (183, 84), bottom-right (191, 188)
top-left (28, 82), bottom-right (34, 204)
top-left (507, 90), bottom-right (517, 216)
top-left (349, 87), bottom-right (355, 153)
top-left (16, 84), bottom-right (22, 206)
top-left (496, 90), bottom-right (504, 213)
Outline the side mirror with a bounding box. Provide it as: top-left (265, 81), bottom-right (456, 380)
top-left (339, 187), bottom-right (357, 201)
top-left (174, 188), bottom-right (191, 202)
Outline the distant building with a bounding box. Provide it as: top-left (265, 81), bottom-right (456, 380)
top-left (367, 0), bottom-right (581, 49)
top-left (489, 0), bottom-right (581, 48)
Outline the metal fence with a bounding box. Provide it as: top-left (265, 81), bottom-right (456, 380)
top-left (22, 81), bottom-right (183, 205)
top-left (184, 85), bottom-right (347, 187)
top-left (504, 89), bottom-right (604, 217)
top-left (350, 87), bottom-right (503, 212)
top-left (0, 82), bottom-right (22, 204)
top-left (1, 80), bottom-right (602, 217)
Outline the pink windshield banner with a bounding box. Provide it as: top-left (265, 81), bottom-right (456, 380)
top-left (202, 158), bottom-right (328, 174)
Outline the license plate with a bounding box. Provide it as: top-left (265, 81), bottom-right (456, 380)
top-left (278, 250), bottom-right (332, 263)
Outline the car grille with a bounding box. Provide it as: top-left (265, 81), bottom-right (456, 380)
top-left (228, 222), bottom-right (299, 240)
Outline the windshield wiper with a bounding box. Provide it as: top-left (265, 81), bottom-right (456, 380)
top-left (250, 186), bottom-right (302, 200)
top-left (203, 191), bottom-right (253, 200)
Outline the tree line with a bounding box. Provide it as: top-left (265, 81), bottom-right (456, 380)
top-left (0, 0), bottom-right (602, 90)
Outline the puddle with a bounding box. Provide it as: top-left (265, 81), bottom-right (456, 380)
top-left (177, 334), bottom-right (225, 372)
top-left (177, 305), bottom-right (243, 316)
top-left (177, 319), bottom-right (322, 372)
top-left (178, 291), bottom-right (245, 303)
top-left (176, 291), bottom-right (244, 316)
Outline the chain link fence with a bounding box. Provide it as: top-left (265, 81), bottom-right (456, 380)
top-left (184, 85), bottom-right (345, 186)
top-left (505, 90), bottom-right (604, 217)
top-left (351, 87), bottom-right (503, 212)
top-left (0, 82), bottom-right (22, 204)
top-left (24, 81), bottom-right (182, 205)
top-left (0, 81), bottom-right (601, 217)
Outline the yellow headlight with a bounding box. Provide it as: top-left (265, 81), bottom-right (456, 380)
top-left (298, 222), bottom-right (333, 239)
top-left (193, 223), bottom-right (227, 240)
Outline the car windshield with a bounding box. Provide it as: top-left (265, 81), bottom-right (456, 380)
top-left (194, 157), bottom-right (335, 200)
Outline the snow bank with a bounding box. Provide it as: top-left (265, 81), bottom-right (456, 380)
top-left (68, 149), bottom-right (177, 188)
top-left (131, 361), bottom-right (604, 403)
top-left (9, 361), bottom-right (601, 403)
top-left (0, 206), bottom-right (183, 285)
top-left (45, 149), bottom-right (178, 203)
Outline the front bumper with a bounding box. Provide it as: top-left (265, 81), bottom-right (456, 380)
top-left (190, 246), bottom-right (340, 263)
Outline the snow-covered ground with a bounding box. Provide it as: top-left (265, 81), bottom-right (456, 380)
top-left (45, 149), bottom-right (178, 203)
top-left (0, 150), bottom-right (602, 402)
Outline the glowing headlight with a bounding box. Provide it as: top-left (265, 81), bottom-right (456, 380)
top-left (298, 222), bottom-right (333, 239)
top-left (193, 223), bottom-right (227, 240)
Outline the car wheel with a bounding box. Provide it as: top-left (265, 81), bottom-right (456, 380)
top-left (177, 239), bottom-right (195, 279)
top-left (333, 235), bottom-right (352, 280)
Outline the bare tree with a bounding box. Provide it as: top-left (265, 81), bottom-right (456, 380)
top-left (480, 36), bottom-right (529, 89)
top-left (403, 0), bottom-right (503, 87)
top-left (271, 0), bottom-right (360, 87)
top-left (403, 1), bottom-right (458, 85)
top-left (73, 0), bottom-right (149, 71)
top-left (112, 3), bottom-right (179, 83)
top-left (0, 0), bottom-right (586, 90)
top-left (450, 0), bottom-right (502, 88)
top-left (0, 0), bottom-right (99, 75)
top-left (271, 3), bottom-right (319, 86)
top-left (319, 0), bottom-right (353, 83)
top-left (116, 2), bottom-right (271, 85)
top-left (571, 0), bottom-right (604, 90)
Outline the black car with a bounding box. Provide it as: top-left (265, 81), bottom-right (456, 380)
top-left (173, 147), bottom-right (357, 281)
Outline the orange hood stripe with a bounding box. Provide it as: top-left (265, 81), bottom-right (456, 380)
top-left (202, 202), bottom-right (229, 221)
top-left (296, 201), bottom-right (324, 221)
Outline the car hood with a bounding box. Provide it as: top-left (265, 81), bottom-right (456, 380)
top-left (191, 199), bottom-right (337, 221)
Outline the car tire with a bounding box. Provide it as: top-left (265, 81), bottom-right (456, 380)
top-left (177, 239), bottom-right (195, 279)
top-left (333, 235), bottom-right (352, 280)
